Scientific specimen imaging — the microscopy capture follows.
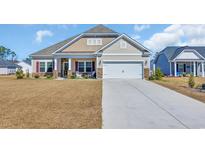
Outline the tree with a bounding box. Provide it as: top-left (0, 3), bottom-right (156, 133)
top-left (155, 68), bottom-right (163, 80)
top-left (0, 45), bottom-right (16, 61)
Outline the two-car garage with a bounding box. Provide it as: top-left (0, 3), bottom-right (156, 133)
top-left (103, 61), bottom-right (143, 79)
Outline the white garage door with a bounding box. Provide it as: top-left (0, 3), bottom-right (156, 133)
top-left (103, 61), bottom-right (143, 79)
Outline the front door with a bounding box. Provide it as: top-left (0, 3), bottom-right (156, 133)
top-left (63, 62), bottom-right (68, 77)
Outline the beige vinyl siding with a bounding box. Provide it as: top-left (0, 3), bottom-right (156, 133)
top-left (62, 37), bottom-right (116, 52)
top-left (97, 38), bottom-right (150, 69)
top-left (103, 38), bottom-right (143, 54)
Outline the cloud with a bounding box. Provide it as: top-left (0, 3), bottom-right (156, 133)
top-left (143, 24), bottom-right (205, 52)
top-left (35, 30), bottom-right (53, 43)
top-left (134, 24), bottom-right (150, 32)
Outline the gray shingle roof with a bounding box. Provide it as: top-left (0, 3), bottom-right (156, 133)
top-left (30, 25), bottom-right (119, 57)
top-left (30, 35), bottom-right (79, 57)
top-left (84, 24), bottom-right (117, 33)
top-left (170, 46), bottom-right (205, 60)
top-left (156, 46), bottom-right (205, 62)
top-left (0, 59), bottom-right (21, 68)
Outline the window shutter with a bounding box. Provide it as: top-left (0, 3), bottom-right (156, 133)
top-left (36, 61), bottom-right (39, 73)
top-left (75, 61), bottom-right (78, 71)
top-left (92, 61), bottom-right (95, 71)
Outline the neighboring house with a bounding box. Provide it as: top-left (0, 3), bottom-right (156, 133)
top-left (0, 59), bottom-right (21, 75)
top-left (16, 60), bottom-right (32, 74)
top-left (154, 46), bottom-right (205, 77)
top-left (30, 25), bottom-right (151, 79)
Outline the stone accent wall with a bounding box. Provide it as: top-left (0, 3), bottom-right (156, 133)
top-left (96, 68), bottom-right (103, 79)
top-left (53, 70), bottom-right (58, 78)
top-left (67, 70), bottom-right (72, 79)
top-left (144, 68), bottom-right (149, 79)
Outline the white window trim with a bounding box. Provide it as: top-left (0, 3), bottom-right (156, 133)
top-left (34, 60), bottom-right (53, 73)
top-left (78, 60), bottom-right (92, 73)
top-left (87, 38), bottom-right (102, 45)
top-left (39, 62), bottom-right (46, 73)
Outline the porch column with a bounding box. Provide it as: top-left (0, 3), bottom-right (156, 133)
top-left (53, 58), bottom-right (58, 78)
top-left (68, 58), bottom-right (71, 71)
top-left (202, 62), bottom-right (204, 77)
top-left (174, 61), bottom-right (177, 77)
top-left (193, 61), bottom-right (196, 76)
top-left (67, 58), bottom-right (72, 78)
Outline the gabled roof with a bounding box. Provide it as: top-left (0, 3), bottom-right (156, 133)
top-left (155, 46), bottom-right (205, 62)
top-left (95, 34), bottom-right (151, 54)
top-left (30, 25), bottom-right (120, 57)
top-left (84, 24), bottom-right (118, 34)
top-left (0, 59), bottom-right (21, 68)
top-left (30, 35), bottom-right (79, 57)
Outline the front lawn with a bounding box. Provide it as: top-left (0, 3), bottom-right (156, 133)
top-left (152, 77), bottom-right (205, 103)
top-left (0, 77), bottom-right (102, 128)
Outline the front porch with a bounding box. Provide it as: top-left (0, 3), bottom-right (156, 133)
top-left (53, 58), bottom-right (97, 78)
top-left (170, 61), bottom-right (205, 77)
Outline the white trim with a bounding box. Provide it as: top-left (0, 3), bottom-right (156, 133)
top-left (202, 62), bottom-right (204, 77)
top-left (87, 38), bottom-right (102, 45)
top-left (52, 34), bottom-right (84, 54)
top-left (174, 61), bottom-right (177, 77)
top-left (78, 60), bottom-right (92, 73)
top-left (103, 60), bottom-right (144, 62)
top-left (102, 53), bottom-right (142, 56)
top-left (193, 62), bottom-right (196, 76)
top-left (95, 34), bottom-right (151, 54)
top-left (54, 58), bottom-right (57, 70)
top-left (68, 58), bottom-right (71, 71)
top-left (172, 49), bottom-right (205, 61)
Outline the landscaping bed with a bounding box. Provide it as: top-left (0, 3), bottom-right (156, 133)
top-left (152, 77), bottom-right (205, 103)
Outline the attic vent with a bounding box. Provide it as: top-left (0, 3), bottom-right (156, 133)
top-left (120, 40), bottom-right (127, 48)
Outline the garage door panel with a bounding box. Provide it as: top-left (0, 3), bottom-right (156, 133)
top-left (103, 61), bottom-right (143, 79)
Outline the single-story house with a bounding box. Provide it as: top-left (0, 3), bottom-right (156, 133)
top-left (154, 46), bottom-right (205, 77)
top-left (30, 25), bottom-right (151, 79)
top-left (16, 60), bottom-right (32, 74)
top-left (0, 59), bottom-right (21, 75)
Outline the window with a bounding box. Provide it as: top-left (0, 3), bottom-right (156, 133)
top-left (78, 62), bottom-right (85, 72)
top-left (40, 62), bottom-right (45, 72)
top-left (47, 62), bottom-right (53, 72)
top-left (87, 38), bottom-right (102, 45)
top-left (120, 40), bottom-right (127, 48)
top-left (86, 62), bottom-right (92, 72)
top-left (78, 61), bottom-right (92, 72)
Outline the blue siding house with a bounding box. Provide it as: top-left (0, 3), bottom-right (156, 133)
top-left (154, 46), bottom-right (205, 77)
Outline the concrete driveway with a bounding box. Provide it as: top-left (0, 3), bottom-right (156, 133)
top-left (102, 79), bottom-right (205, 129)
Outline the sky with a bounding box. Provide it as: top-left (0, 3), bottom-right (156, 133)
top-left (1, 24), bottom-right (205, 60)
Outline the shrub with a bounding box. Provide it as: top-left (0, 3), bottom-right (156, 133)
top-left (188, 74), bottom-right (195, 88)
top-left (16, 68), bottom-right (24, 79)
top-left (34, 74), bottom-right (40, 79)
top-left (182, 72), bottom-right (187, 77)
top-left (70, 73), bottom-right (76, 79)
top-left (46, 74), bottom-right (52, 79)
top-left (148, 75), bottom-right (155, 80)
top-left (82, 73), bottom-right (89, 79)
top-left (155, 68), bottom-right (163, 80)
